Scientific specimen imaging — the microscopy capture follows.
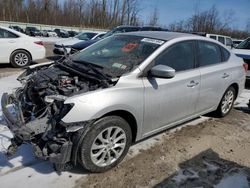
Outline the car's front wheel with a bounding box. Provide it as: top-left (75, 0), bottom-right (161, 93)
top-left (78, 116), bottom-right (132, 173)
top-left (10, 50), bottom-right (31, 68)
top-left (215, 86), bottom-right (236, 117)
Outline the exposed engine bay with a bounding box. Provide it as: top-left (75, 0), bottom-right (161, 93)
top-left (1, 60), bottom-right (117, 171)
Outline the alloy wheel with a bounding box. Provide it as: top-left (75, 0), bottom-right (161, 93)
top-left (90, 126), bottom-right (127, 167)
top-left (14, 53), bottom-right (29, 66)
top-left (221, 90), bottom-right (234, 114)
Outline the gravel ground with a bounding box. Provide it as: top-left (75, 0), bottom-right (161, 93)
top-left (75, 109), bottom-right (250, 188)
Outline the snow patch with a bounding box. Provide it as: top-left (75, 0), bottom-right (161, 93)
top-left (215, 173), bottom-right (249, 188)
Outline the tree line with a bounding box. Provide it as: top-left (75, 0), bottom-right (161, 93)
top-left (0, 0), bottom-right (249, 39)
top-left (0, 0), bottom-right (141, 28)
top-left (168, 5), bottom-right (250, 39)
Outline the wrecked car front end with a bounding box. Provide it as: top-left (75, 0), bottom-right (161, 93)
top-left (1, 61), bottom-right (114, 171)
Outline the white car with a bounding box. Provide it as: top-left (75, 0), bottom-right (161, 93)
top-left (233, 38), bottom-right (250, 58)
top-left (206, 34), bottom-right (233, 49)
top-left (42, 30), bottom-right (58, 37)
top-left (53, 32), bottom-right (106, 55)
top-left (232, 37), bottom-right (250, 82)
top-left (0, 26), bottom-right (46, 67)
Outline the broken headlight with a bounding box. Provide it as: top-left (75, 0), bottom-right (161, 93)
top-left (59, 103), bottom-right (74, 119)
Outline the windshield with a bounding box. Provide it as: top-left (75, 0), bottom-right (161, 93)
top-left (100, 29), bottom-right (119, 39)
top-left (75, 32), bottom-right (97, 40)
top-left (236, 38), bottom-right (250, 49)
top-left (29, 27), bottom-right (38, 31)
top-left (72, 35), bottom-right (164, 77)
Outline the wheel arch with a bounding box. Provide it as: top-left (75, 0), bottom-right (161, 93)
top-left (101, 110), bottom-right (138, 143)
top-left (71, 110), bottom-right (138, 166)
top-left (229, 83), bottom-right (239, 99)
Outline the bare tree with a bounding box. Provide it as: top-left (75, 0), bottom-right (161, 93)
top-left (246, 19), bottom-right (250, 33)
top-left (148, 7), bottom-right (159, 26)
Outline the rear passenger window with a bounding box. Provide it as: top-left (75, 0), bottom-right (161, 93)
top-left (218, 36), bottom-right (225, 44)
top-left (209, 35), bottom-right (216, 40)
top-left (198, 41), bottom-right (222, 66)
top-left (155, 41), bottom-right (195, 72)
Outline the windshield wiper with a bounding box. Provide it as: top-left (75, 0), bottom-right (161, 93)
top-left (56, 57), bottom-right (110, 87)
top-left (72, 60), bottom-right (112, 82)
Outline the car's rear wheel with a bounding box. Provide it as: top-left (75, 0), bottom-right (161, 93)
top-left (78, 116), bottom-right (132, 173)
top-left (10, 50), bottom-right (31, 68)
top-left (215, 86), bottom-right (236, 117)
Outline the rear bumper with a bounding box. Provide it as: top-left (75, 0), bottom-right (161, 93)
top-left (32, 47), bottom-right (46, 61)
top-left (246, 71), bottom-right (250, 80)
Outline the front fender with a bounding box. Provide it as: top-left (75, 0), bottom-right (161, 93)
top-left (61, 81), bottom-right (144, 129)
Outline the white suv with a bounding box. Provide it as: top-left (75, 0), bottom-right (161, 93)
top-left (192, 32), bottom-right (233, 49)
top-left (206, 34), bottom-right (233, 48)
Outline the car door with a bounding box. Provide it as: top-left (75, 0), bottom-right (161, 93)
top-left (226, 38), bottom-right (233, 48)
top-left (0, 28), bottom-right (19, 63)
top-left (196, 40), bottom-right (231, 113)
top-left (142, 40), bottom-right (201, 136)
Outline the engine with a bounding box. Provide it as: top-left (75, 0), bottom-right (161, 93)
top-left (17, 65), bottom-right (102, 122)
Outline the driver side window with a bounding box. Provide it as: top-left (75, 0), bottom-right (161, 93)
top-left (154, 41), bottom-right (195, 72)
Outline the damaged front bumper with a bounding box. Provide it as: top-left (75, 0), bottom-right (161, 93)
top-left (1, 92), bottom-right (82, 171)
top-left (1, 93), bottom-right (34, 141)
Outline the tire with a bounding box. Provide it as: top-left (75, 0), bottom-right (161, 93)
top-left (10, 50), bottom-right (31, 68)
top-left (78, 116), bottom-right (132, 173)
top-left (214, 86), bottom-right (236, 117)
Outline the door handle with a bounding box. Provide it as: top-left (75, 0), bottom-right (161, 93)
top-left (222, 73), bottom-right (230, 78)
top-left (187, 80), bottom-right (199, 88)
top-left (8, 40), bottom-right (16, 43)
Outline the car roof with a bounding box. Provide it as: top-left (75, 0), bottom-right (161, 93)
top-left (120, 31), bottom-right (196, 41)
top-left (116, 25), bottom-right (140, 29)
top-left (0, 26), bottom-right (23, 36)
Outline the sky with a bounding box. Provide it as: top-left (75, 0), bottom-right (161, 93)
top-left (139, 0), bottom-right (250, 30)
top-left (58, 0), bottom-right (250, 31)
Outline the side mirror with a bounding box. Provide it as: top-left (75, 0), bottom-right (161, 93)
top-left (149, 64), bottom-right (176, 78)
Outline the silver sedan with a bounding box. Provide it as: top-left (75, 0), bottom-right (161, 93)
top-left (2, 31), bottom-right (247, 172)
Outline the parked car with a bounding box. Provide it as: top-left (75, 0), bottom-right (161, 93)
top-left (0, 26), bottom-right (45, 67)
top-left (25, 26), bottom-right (42, 36)
top-left (9, 25), bottom-right (24, 33)
top-left (2, 32), bottom-right (246, 173)
top-left (92, 32), bottom-right (106, 39)
top-left (232, 37), bottom-right (250, 83)
top-left (42, 30), bottom-right (58, 37)
top-left (54, 29), bottom-right (69, 38)
top-left (232, 39), bottom-right (244, 47)
top-left (68, 30), bottom-right (79, 37)
top-left (70, 25), bottom-right (168, 53)
top-left (192, 32), bottom-right (233, 48)
top-left (54, 32), bottom-right (105, 55)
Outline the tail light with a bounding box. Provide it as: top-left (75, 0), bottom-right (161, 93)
top-left (34, 41), bottom-right (44, 46)
top-left (243, 63), bottom-right (248, 73)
